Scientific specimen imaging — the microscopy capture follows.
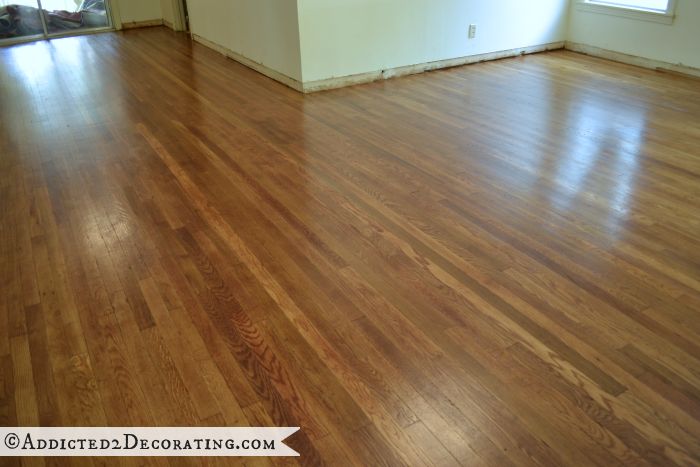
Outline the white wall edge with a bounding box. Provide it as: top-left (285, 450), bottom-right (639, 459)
top-left (191, 34), bottom-right (303, 92)
top-left (170, 0), bottom-right (187, 31)
top-left (301, 41), bottom-right (566, 93)
top-left (110, 0), bottom-right (122, 30)
top-left (565, 41), bottom-right (700, 78)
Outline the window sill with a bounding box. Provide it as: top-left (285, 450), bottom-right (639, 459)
top-left (576, 2), bottom-right (675, 24)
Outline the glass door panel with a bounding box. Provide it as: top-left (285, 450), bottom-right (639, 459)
top-left (0, 1), bottom-right (47, 43)
top-left (1, 0), bottom-right (111, 45)
top-left (42, 0), bottom-right (110, 36)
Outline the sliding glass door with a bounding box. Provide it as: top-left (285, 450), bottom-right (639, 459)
top-left (0, 1), bottom-right (46, 42)
top-left (41, 0), bottom-right (111, 36)
top-left (1, 0), bottom-right (111, 45)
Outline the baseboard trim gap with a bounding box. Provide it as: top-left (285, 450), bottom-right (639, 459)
top-left (565, 42), bottom-right (700, 79)
top-left (191, 34), bottom-right (304, 92)
top-left (301, 41), bottom-right (566, 93)
top-left (120, 19), bottom-right (164, 30)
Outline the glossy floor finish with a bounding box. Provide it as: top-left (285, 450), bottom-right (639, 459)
top-left (1, 27), bottom-right (700, 467)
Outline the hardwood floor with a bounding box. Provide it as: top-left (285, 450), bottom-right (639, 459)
top-left (1, 27), bottom-right (699, 466)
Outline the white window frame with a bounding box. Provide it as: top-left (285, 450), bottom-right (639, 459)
top-left (576, 0), bottom-right (677, 24)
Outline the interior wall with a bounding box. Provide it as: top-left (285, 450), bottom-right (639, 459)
top-left (185, 0), bottom-right (302, 82)
top-left (568, 0), bottom-right (700, 69)
top-left (116, 0), bottom-right (163, 24)
top-left (296, 0), bottom-right (570, 83)
top-left (160, 0), bottom-right (175, 27)
top-left (110, 0), bottom-right (700, 89)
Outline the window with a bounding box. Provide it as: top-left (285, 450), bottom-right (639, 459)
top-left (577, 0), bottom-right (676, 24)
top-left (587, 0), bottom-right (669, 12)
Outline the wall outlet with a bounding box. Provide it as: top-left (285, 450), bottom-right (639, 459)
top-left (468, 24), bottom-right (477, 39)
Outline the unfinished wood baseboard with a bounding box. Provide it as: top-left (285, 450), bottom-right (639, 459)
top-left (191, 34), bottom-right (304, 92)
top-left (120, 19), bottom-right (164, 30)
top-left (302, 42), bottom-right (566, 92)
top-left (565, 41), bottom-right (700, 79)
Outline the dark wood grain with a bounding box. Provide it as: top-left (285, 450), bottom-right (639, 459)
top-left (1, 27), bottom-right (699, 466)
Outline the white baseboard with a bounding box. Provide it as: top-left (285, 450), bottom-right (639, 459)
top-left (302, 41), bottom-right (566, 93)
top-left (191, 34), bottom-right (304, 92)
top-left (565, 41), bottom-right (700, 79)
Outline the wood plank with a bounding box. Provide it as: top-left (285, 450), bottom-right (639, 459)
top-left (1, 27), bottom-right (699, 466)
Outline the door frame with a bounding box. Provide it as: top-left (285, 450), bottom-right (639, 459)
top-left (173, 0), bottom-right (188, 32)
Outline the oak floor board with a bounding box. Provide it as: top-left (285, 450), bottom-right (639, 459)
top-left (1, 28), bottom-right (700, 466)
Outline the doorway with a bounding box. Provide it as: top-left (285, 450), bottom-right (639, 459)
top-left (0, 0), bottom-right (112, 46)
top-left (179, 0), bottom-right (188, 32)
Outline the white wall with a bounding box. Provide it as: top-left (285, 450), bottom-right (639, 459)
top-left (115, 0), bottom-right (162, 24)
top-left (160, 0), bottom-right (176, 27)
top-left (115, 0), bottom-right (699, 88)
top-left (297, 0), bottom-right (569, 82)
top-left (568, 0), bottom-right (700, 69)
top-left (186, 0), bottom-right (302, 81)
